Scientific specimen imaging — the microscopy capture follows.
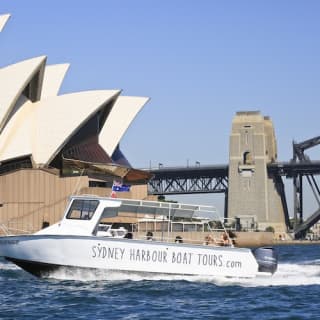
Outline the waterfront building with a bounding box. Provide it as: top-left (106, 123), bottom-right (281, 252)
top-left (309, 222), bottom-right (320, 240)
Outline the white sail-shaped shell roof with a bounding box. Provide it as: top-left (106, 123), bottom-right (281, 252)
top-left (41, 64), bottom-right (70, 99)
top-left (100, 96), bottom-right (149, 156)
top-left (0, 56), bottom-right (46, 133)
top-left (0, 90), bottom-right (120, 165)
top-left (0, 14), bottom-right (10, 32)
top-left (0, 15), bottom-right (150, 177)
top-left (0, 96), bottom-right (33, 161)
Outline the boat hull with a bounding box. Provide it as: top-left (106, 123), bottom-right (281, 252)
top-left (0, 235), bottom-right (259, 278)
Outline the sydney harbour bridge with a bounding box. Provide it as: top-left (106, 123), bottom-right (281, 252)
top-left (147, 134), bottom-right (320, 239)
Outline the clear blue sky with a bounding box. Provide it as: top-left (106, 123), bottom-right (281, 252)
top-left (1, 0), bottom-right (320, 215)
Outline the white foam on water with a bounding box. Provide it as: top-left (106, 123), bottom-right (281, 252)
top-left (205, 262), bottom-right (320, 287)
top-left (45, 261), bottom-right (320, 286)
top-left (0, 261), bottom-right (20, 271)
top-left (2, 257), bottom-right (319, 287)
top-left (47, 267), bottom-right (196, 282)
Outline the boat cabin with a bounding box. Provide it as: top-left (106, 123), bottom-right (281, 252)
top-left (36, 195), bottom-right (226, 245)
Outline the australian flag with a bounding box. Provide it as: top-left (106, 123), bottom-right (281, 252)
top-left (112, 180), bottom-right (131, 192)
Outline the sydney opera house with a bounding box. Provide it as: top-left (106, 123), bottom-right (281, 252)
top-left (0, 14), bottom-right (152, 234)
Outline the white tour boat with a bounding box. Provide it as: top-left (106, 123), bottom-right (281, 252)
top-left (0, 195), bottom-right (277, 278)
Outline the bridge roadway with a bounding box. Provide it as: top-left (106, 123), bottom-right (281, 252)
top-left (148, 161), bottom-right (320, 195)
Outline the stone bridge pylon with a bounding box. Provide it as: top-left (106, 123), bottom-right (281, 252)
top-left (227, 111), bottom-right (287, 233)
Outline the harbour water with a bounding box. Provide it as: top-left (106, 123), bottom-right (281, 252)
top-left (0, 244), bottom-right (319, 319)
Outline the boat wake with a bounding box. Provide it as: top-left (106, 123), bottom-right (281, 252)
top-left (212, 262), bottom-right (320, 287)
top-left (1, 259), bottom-right (319, 287)
top-left (0, 260), bottom-right (20, 270)
top-left (44, 261), bottom-right (320, 287)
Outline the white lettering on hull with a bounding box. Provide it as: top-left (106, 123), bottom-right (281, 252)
top-left (91, 243), bottom-right (243, 271)
top-left (129, 249), bottom-right (168, 263)
top-left (92, 244), bottom-right (125, 260)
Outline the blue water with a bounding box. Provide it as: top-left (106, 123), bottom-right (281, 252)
top-left (0, 245), bottom-right (319, 320)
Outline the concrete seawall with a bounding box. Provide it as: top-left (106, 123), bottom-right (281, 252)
top-left (273, 239), bottom-right (320, 245)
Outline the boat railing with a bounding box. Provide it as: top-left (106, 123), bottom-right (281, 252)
top-left (136, 226), bottom-right (236, 247)
top-left (141, 235), bottom-right (234, 247)
top-left (134, 215), bottom-right (237, 247)
top-left (0, 224), bottom-right (10, 236)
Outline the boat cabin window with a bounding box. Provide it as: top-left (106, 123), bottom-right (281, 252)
top-left (66, 199), bottom-right (99, 220)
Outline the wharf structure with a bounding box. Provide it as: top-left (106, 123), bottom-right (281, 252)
top-left (0, 14), bottom-right (152, 234)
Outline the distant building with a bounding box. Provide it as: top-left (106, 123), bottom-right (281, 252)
top-left (309, 222), bottom-right (320, 240)
top-left (0, 14), bottom-right (152, 234)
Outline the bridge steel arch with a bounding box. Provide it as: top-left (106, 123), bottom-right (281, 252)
top-left (148, 165), bottom-right (228, 195)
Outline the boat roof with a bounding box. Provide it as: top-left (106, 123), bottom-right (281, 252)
top-left (71, 195), bottom-right (219, 221)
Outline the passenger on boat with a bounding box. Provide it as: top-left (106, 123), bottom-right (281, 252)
top-left (221, 232), bottom-right (230, 246)
top-left (175, 235), bottom-right (183, 243)
top-left (124, 232), bottom-right (133, 239)
top-left (146, 231), bottom-right (153, 241)
top-left (227, 230), bottom-right (237, 246)
top-left (203, 235), bottom-right (214, 245)
top-left (219, 231), bottom-right (236, 246)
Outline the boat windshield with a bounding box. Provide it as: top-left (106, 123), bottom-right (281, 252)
top-left (66, 199), bottom-right (99, 220)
